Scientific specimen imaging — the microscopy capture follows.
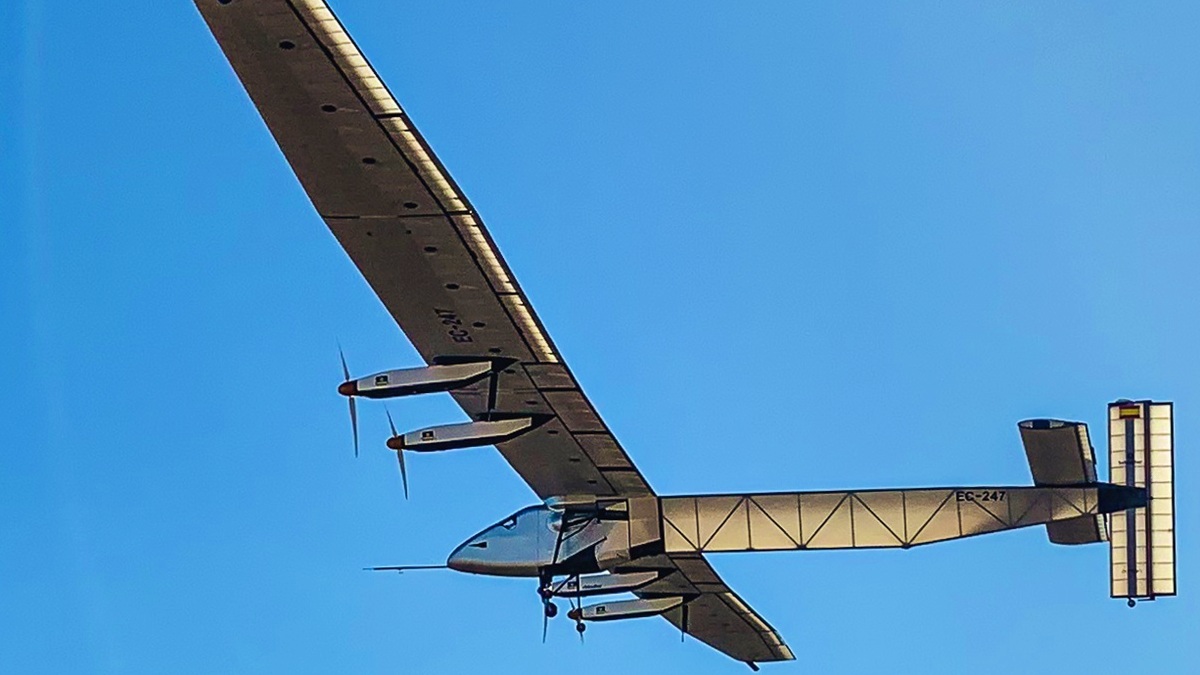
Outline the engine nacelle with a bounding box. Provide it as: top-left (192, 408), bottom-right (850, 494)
top-left (551, 571), bottom-right (659, 598)
top-left (387, 417), bottom-right (544, 452)
top-left (567, 596), bottom-right (683, 622)
top-left (338, 361), bottom-right (494, 399)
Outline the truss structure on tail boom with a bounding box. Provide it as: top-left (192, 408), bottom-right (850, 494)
top-left (660, 485), bottom-right (1140, 553)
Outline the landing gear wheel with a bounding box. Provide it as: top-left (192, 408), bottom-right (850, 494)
top-left (1127, 598), bottom-right (1137, 608)
top-left (544, 602), bottom-right (558, 618)
top-left (575, 621), bottom-right (586, 634)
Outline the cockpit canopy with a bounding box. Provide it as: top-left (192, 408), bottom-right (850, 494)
top-left (446, 506), bottom-right (553, 576)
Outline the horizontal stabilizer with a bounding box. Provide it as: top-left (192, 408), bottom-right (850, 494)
top-left (1046, 515), bottom-right (1107, 545)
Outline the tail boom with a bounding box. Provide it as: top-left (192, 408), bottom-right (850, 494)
top-left (659, 484), bottom-right (1143, 554)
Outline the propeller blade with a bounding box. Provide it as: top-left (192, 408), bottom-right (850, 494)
top-left (385, 406), bottom-right (398, 436)
top-left (349, 397), bottom-right (359, 458)
top-left (338, 345), bottom-right (359, 458)
top-left (397, 447), bottom-right (409, 500)
top-left (385, 407), bottom-right (409, 499)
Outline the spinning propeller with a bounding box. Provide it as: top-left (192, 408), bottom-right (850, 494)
top-left (541, 593), bottom-right (552, 643)
top-left (338, 346), bottom-right (409, 499)
top-left (385, 407), bottom-right (410, 499)
top-left (337, 345), bottom-right (359, 458)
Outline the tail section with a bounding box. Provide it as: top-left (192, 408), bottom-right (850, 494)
top-left (646, 403), bottom-right (1174, 606)
top-left (1017, 419), bottom-right (1108, 545)
top-left (1108, 400), bottom-right (1176, 604)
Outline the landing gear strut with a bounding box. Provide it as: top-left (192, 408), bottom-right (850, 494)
top-left (538, 573), bottom-right (557, 643)
top-left (539, 573), bottom-right (587, 643)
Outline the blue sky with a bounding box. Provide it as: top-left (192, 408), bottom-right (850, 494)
top-left (3, 1), bottom-right (1197, 672)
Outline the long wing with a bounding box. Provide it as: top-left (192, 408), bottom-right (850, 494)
top-left (195, 0), bottom-right (652, 499)
top-left (625, 553), bottom-right (794, 665)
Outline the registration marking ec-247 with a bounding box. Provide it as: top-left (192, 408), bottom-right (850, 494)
top-left (434, 308), bottom-right (473, 343)
top-left (955, 490), bottom-right (1006, 503)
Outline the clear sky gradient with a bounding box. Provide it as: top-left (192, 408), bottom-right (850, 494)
top-left (3, 1), bottom-right (1198, 673)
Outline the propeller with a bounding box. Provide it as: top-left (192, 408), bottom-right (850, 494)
top-left (338, 344), bottom-right (359, 458)
top-left (385, 407), bottom-right (409, 499)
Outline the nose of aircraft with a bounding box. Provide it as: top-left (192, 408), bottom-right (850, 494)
top-left (337, 380), bottom-right (357, 396)
top-left (446, 540), bottom-right (486, 573)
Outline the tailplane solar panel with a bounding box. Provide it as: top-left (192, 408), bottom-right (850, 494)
top-left (1108, 400), bottom-right (1176, 605)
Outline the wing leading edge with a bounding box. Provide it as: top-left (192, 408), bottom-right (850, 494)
top-left (194, 0), bottom-right (652, 499)
top-left (197, 0), bottom-right (792, 664)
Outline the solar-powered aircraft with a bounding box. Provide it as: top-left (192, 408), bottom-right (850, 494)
top-left (195, 1), bottom-right (1178, 668)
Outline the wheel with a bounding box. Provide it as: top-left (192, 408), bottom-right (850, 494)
top-left (576, 622), bottom-right (586, 634)
top-left (545, 602), bottom-right (558, 618)
top-left (1127, 598), bottom-right (1136, 608)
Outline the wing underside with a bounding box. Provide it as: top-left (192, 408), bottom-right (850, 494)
top-left (624, 553), bottom-right (794, 664)
top-left (194, 0), bottom-right (652, 499)
top-left (199, 1), bottom-right (792, 664)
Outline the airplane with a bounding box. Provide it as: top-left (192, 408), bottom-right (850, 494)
top-left (194, 1), bottom-right (1178, 668)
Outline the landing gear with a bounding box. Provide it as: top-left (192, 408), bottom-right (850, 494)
top-left (539, 573), bottom-right (558, 643)
top-left (539, 572), bottom-right (587, 643)
top-left (538, 574), bottom-right (554, 606)
top-left (572, 609), bottom-right (587, 643)
top-left (565, 598), bottom-right (587, 641)
top-left (1127, 598), bottom-right (1137, 608)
